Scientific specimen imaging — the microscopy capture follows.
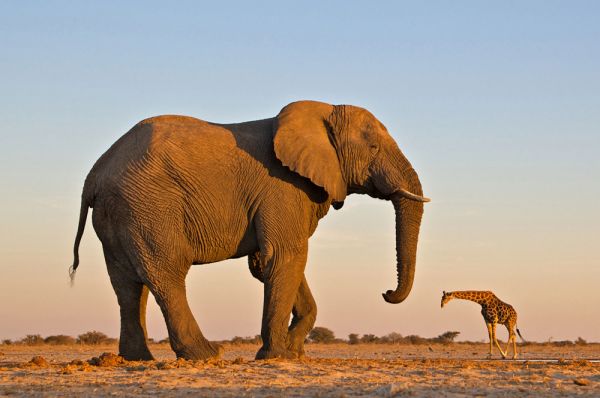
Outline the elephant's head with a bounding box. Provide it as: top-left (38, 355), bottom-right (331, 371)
top-left (273, 100), bottom-right (430, 304)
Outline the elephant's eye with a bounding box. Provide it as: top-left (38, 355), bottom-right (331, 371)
top-left (369, 143), bottom-right (379, 155)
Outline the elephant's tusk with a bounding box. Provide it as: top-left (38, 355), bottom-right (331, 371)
top-left (396, 189), bottom-right (431, 203)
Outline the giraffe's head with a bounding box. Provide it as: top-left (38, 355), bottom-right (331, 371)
top-left (441, 291), bottom-right (453, 308)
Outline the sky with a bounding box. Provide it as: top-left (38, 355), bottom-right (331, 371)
top-left (1, 1), bottom-right (599, 344)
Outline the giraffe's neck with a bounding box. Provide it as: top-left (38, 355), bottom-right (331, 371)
top-left (451, 290), bottom-right (494, 305)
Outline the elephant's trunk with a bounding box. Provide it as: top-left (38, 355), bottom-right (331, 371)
top-left (382, 188), bottom-right (425, 304)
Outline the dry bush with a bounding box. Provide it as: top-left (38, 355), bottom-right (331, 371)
top-left (346, 331), bottom-right (461, 345)
top-left (76, 331), bottom-right (116, 345)
top-left (433, 331), bottom-right (461, 344)
top-left (360, 334), bottom-right (380, 344)
top-left (44, 335), bottom-right (76, 345)
top-left (309, 327), bottom-right (336, 343)
top-left (20, 335), bottom-right (44, 346)
top-left (228, 335), bottom-right (262, 345)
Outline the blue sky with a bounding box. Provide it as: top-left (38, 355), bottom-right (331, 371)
top-left (1, 1), bottom-right (599, 342)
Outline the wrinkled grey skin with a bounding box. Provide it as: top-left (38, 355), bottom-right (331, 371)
top-left (70, 100), bottom-right (429, 361)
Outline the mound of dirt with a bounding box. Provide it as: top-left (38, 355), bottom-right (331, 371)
top-left (88, 352), bottom-right (126, 367)
top-left (28, 356), bottom-right (49, 367)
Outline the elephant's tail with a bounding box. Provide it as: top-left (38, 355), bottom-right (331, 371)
top-left (69, 190), bottom-right (92, 285)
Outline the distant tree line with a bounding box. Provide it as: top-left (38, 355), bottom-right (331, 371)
top-left (0, 329), bottom-right (594, 346)
top-left (310, 327), bottom-right (461, 345)
top-left (308, 327), bottom-right (595, 346)
top-left (1, 331), bottom-right (117, 346)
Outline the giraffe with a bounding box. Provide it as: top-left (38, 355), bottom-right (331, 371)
top-left (441, 290), bottom-right (524, 359)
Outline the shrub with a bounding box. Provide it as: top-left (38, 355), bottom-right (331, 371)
top-left (575, 337), bottom-right (587, 345)
top-left (434, 331), bottom-right (460, 344)
top-left (229, 335), bottom-right (262, 345)
top-left (44, 335), bottom-right (76, 345)
top-left (309, 327), bottom-right (336, 343)
top-left (348, 333), bottom-right (360, 345)
top-left (21, 334), bottom-right (44, 346)
top-left (77, 331), bottom-right (113, 345)
top-left (359, 334), bottom-right (379, 344)
top-left (380, 332), bottom-right (404, 344)
top-left (404, 335), bottom-right (428, 345)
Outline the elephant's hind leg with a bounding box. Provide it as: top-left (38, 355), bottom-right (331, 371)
top-left (146, 275), bottom-right (222, 360)
top-left (105, 259), bottom-right (153, 361)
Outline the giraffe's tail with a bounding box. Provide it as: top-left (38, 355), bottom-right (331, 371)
top-left (516, 327), bottom-right (525, 342)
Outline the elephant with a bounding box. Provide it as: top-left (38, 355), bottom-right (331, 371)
top-left (69, 100), bottom-right (430, 361)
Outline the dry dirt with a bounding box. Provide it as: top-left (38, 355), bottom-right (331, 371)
top-left (0, 343), bottom-right (598, 397)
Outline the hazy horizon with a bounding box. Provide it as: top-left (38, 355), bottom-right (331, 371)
top-left (1, 1), bottom-right (599, 344)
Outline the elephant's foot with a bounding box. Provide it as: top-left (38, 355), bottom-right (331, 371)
top-left (119, 348), bottom-right (154, 361)
top-left (255, 345), bottom-right (299, 360)
top-left (286, 335), bottom-right (306, 358)
top-left (119, 341), bottom-right (154, 361)
top-left (175, 341), bottom-right (223, 361)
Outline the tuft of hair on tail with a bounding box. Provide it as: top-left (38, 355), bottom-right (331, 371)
top-left (69, 263), bottom-right (78, 286)
top-left (516, 327), bottom-right (525, 342)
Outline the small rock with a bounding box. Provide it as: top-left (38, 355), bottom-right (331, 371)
top-left (29, 356), bottom-right (49, 367)
top-left (59, 364), bottom-right (76, 374)
top-left (233, 357), bottom-right (245, 364)
top-left (156, 361), bottom-right (175, 370)
top-left (374, 383), bottom-right (406, 397)
top-left (573, 378), bottom-right (590, 386)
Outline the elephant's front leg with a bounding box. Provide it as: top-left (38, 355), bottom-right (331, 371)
top-left (256, 246), bottom-right (307, 360)
top-left (287, 276), bottom-right (316, 357)
top-left (248, 253), bottom-right (316, 358)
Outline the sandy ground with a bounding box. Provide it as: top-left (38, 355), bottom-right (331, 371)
top-left (0, 343), bottom-right (598, 397)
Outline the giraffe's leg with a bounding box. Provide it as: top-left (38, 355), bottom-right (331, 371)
top-left (491, 323), bottom-right (507, 358)
top-left (504, 327), bottom-right (515, 359)
top-left (486, 323), bottom-right (494, 358)
top-left (511, 328), bottom-right (518, 359)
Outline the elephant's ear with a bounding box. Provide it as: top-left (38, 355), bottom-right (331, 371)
top-left (273, 101), bottom-right (347, 202)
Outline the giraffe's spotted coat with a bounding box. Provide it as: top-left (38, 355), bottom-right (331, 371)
top-left (441, 290), bottom-right (522, 359)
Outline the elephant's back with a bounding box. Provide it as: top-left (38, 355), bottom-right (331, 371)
top-left (88, 115), bottom-right (237, 184)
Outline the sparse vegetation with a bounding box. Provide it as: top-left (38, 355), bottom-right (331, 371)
top-left (309, 327), bottom-right (336, 343)
top-left (44, 335), bottom-right (76, 345)
top-left (1, 330), bottom-right (595, 347)
top-left (77, 331), bottom-right (116, 345)
top-left (21, 334), bottom-right (44, 346)
top-left (228, 335), bottom-right (262, 345)
top-left (433, 331), bottom-right (461, 344)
